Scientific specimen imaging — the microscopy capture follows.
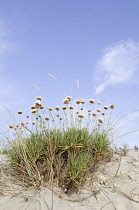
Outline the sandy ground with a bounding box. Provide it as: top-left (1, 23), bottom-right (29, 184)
top-left (0, 151), bottom-right (139, 210)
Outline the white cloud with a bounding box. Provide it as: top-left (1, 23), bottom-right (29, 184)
top-left (95, 84), bottom-right (106, 94)
top-left (94, 40), bottom-right (139, 93)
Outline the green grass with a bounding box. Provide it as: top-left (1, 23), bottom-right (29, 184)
top-left (121, 143), bottom-right (129, 156)
top-left (2, 78), bottom-right (116, 192)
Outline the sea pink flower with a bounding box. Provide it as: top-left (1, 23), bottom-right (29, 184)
top-left (97, 108), bottom-right (101, 112)
top-left (76, 100), bottom-right (80, 104)
top-left (55, 106), bottom-right (60, 111)
top-left (78, 113), bottom-right (85, 118)
top-left (89, 99), bottom-right (95, 104)
top-left (80, 99), bottom-right (85, 104)
top-left (31, 105), bottom-right (36, 109)
top-left (9, 125), bottom-right (14, 128)
top-left (40, 105), bottom-right (44, 109)
top-left (35, 100), bottom-right (41, 106)
top-left (109, 104), bottom-right (115, 109)
top-left (62, 106), bottom-right (67, 110)
top-left (103, 106), bottom-right (109, 110)
top-left (66, 96), bottom-right (72, 101)
top-left (17, 110), bottom-right (22, 114)
top-left (36, 96), bottom-right (42, 101)
top-left (98, 118), bottom-right (104, 123)
top-left (31, 109), bottom-right (37, 113)
top-left (63, 99), bottom-right (69, 104)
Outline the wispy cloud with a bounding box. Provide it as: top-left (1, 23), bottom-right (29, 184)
top-left (94, 40), bottom-right (139, 93)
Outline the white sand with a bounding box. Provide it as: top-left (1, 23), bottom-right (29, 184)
top-left (0, 151), bottom-right (139, 210)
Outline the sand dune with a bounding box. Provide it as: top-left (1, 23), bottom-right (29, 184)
top-left (0, 151), bottom-right (139, 210)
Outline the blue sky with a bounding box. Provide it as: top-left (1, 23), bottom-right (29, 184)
top-left (1, 0), bottom-right (139, 147)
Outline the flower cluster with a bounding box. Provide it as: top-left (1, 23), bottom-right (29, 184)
top-left (9, 96), bottom-right (115, 136)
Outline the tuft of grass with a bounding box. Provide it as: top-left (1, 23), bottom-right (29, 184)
top-left (3, 77), bottom-right (117, 192)
top-left (93, 132), bottom-right (111, 156)
top-left (66, 151), bottom-right (92, 190)
top-left (120, 143), bottom-right (130, 156)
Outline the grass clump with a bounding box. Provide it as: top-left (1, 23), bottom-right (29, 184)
top-left (4, 90), bottom-right (116, 192)
top-left (120, 143), bottom-right (130, 156)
